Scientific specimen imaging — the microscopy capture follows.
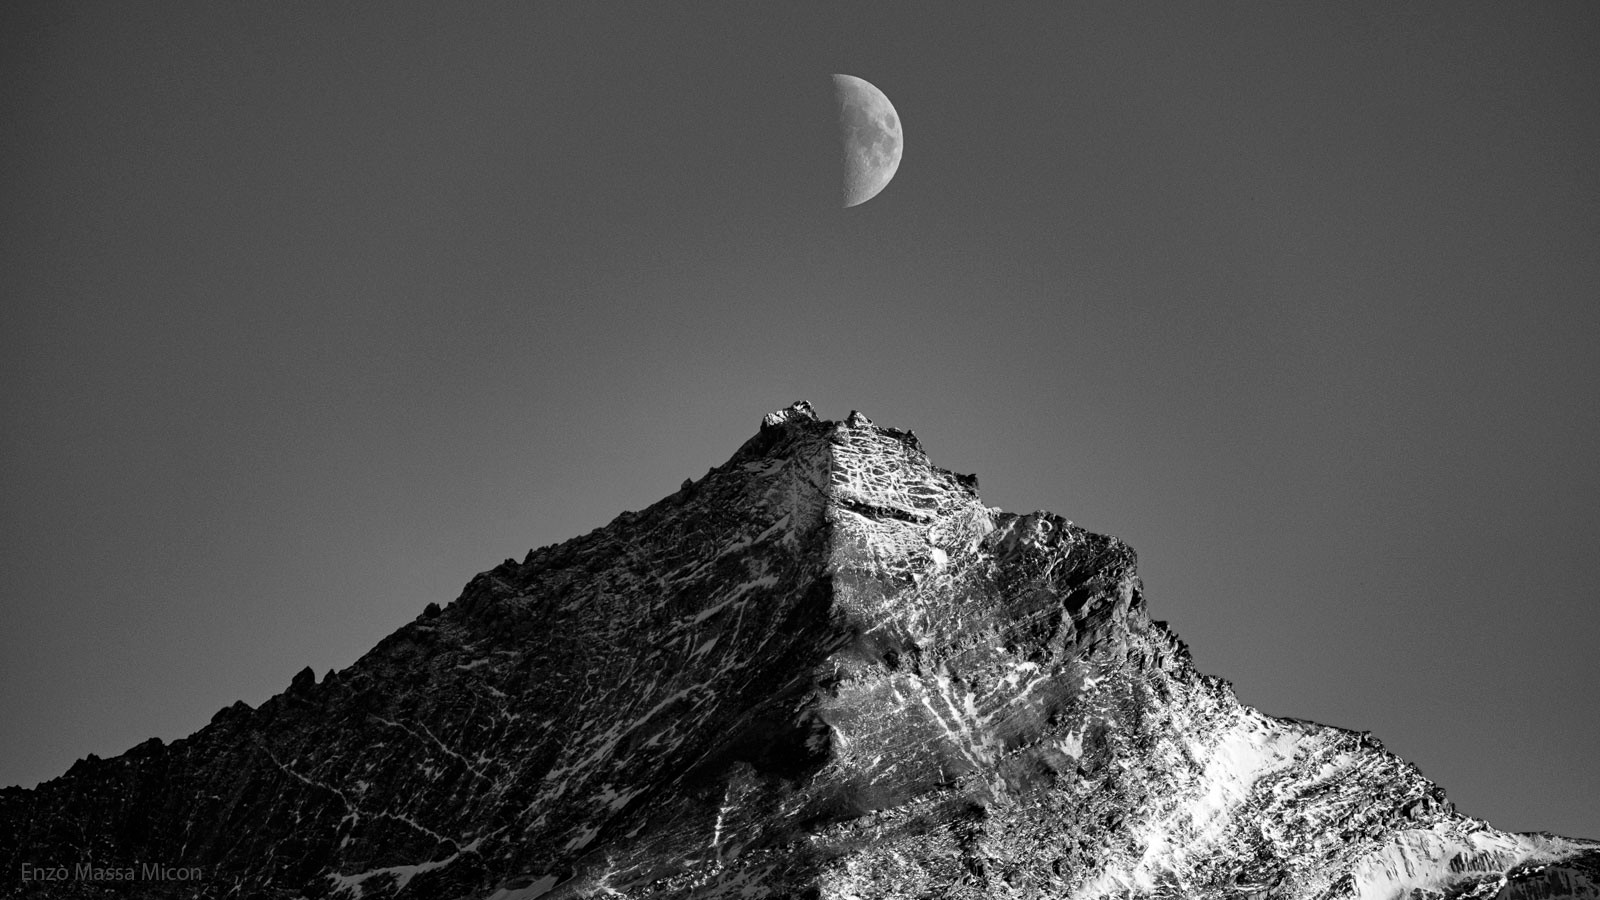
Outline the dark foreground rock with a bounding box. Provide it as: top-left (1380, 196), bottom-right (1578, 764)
top-left (3, 403), bottom-right (1595, 899)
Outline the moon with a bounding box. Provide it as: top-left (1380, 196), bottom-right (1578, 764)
top-left (833, 74), bottom-right (902, 208)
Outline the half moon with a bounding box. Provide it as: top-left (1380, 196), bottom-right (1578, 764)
top-left (832, 74), bottom-right (903, 208)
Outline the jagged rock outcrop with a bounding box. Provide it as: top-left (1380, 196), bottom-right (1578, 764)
top-left (2, 402), bottom-right (1595, 899)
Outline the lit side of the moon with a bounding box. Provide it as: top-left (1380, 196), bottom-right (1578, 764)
top-left (832, 74), bottom-right (902, 208)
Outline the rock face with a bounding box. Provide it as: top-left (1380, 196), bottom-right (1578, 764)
top-left (2, 402), bottom-right (1596, 899)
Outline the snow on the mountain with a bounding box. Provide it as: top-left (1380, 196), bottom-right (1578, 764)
top-left (1349, 827), bottom-right (1600, 900)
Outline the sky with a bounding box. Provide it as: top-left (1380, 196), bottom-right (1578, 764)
top-left (2, 2), bottom-right (1596, 839)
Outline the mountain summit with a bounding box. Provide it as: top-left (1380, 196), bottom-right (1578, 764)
top-left (3, 403), bottom-right (1596, 899)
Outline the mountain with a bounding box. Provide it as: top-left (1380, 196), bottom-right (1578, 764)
top-left (2, 402), bottom-right (1595, 899)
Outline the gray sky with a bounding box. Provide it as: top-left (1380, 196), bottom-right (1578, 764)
top-left (3, 3), bottom-right (1596, 838)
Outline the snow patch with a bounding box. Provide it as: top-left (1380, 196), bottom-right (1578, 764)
top-left (563, 824), bottom-right (599, 852)
top-left (1350, 829), bottom-right (1599, 900)
top-left (487, 873), bottom-right (560, 900)
top-left (326, 836), bottom-right (486, 896)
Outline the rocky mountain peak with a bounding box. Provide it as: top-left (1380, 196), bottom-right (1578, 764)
top-left (2, 404), bottom-right (1594, 899)
top-left (761, 399), bottom-right (821, 429)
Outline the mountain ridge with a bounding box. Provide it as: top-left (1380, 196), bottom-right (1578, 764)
top-left (2, 402), bottom-right (1594, 899)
